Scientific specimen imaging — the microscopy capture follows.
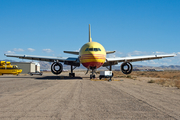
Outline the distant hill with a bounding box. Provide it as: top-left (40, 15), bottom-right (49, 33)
top-left (38, 62), bottom-right (180, 70)
top-left (108, 65), bottom-right (180, 71)
top-left (39, 61), bottom-right (52, 69)
top-left (159, 65), bottom-right (180, 70)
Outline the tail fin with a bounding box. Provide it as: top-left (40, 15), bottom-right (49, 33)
top-left (89, 24), bottom-right (92, 42)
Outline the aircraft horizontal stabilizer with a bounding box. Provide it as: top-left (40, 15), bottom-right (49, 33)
top-left (106, 51), bottom-right (116, 54)
top-left (64, 51), bottom-right (79, 55)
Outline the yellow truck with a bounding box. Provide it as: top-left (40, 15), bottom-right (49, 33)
top-left (0, 61), bottom-right (22, 75)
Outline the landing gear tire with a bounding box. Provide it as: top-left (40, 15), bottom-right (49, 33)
top-left (121, 62), bottom-right (133, 74)
top-left (69, 73), bottom-right (75, 77)
top-left (90, 75), bottom-right (95, 79)
top-left (51, 62), bottom-right (63, 75)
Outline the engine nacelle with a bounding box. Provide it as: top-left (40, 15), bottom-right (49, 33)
top-left (51, 62), bottom-right (63, 75)
top-left (121, 62), bottom-right (133, 74)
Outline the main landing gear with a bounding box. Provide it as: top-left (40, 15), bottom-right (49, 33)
top-left (69, 65), bottom-right (76, 77)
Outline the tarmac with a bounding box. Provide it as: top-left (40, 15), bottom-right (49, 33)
top-left (0, 72), bottom-right (180, 120)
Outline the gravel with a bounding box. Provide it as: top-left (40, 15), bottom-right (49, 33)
top-left (0, 72), bottom-right (179, 120)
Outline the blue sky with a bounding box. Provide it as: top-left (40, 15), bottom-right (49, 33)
top-left (0, 0), bottom-right (180, 66)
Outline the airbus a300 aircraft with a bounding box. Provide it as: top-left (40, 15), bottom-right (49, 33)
top-left (5, 25), bottom-right (176, 79)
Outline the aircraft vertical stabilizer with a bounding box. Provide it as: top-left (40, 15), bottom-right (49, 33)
top-left (89, 24), bottom-right (92, 42)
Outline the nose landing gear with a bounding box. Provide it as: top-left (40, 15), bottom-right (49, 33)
top-left (89, 67), bottom-right (96, 79)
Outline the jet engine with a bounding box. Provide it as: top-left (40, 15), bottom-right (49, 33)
top-left (121, 62), bottom-right (133, 74)
top-left (51, 62), bottom-right (63, 75)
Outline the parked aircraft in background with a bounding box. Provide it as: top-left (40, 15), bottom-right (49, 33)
top-left (5, 24), bottom-right (176, 79)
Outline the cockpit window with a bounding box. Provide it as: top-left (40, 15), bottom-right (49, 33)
top-left (85, 48), bottom-right (89, 51)
top-left (89, 48), bottom-right (93, 51)
top-left (94, 48), bottom-right (98, 51)
top-left (85, 48), bottom-right (101, 51)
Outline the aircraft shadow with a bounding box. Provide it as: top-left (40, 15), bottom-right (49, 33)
top-left (35, 76), bottom-right (83, 80)
top-left (0, 76), bottom-right (34, 79)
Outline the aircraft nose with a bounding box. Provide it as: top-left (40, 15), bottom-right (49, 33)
top-left (81, 53), bottom-right (106, 69)
top-left (90, 53), bottom-right (99, 62)
top-left (91, 53), bottom-right (106, 62)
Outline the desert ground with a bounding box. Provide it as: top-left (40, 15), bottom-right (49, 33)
top-left (0, 71), bottom-right (180, 120)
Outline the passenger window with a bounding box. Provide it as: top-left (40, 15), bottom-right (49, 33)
top-left (98, 48), bottom-right (101, 51)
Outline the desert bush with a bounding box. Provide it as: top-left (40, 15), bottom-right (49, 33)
top-left (127, 75), bottom-right (131, 78)
top-left (175, 81), bottom-right (180, 89)
top-left (112, 70), bottom-right (180, 89)
top-left (141, 73), bottom-right (146, 75)
top-left (148, 80), bottom-right (155, 83)
top-left (156, 79), bottom-right (165, 85)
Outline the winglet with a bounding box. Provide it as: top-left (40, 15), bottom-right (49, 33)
top-left (89, 24), bottom-right (92, 42)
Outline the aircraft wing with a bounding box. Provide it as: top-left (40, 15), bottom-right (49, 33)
top-left (4, 54), bottom-right (79, 62)
top-left (103, 54), bottom-right (176, 66)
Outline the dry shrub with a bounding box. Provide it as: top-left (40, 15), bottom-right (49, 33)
top-left (96, 71), bottom-right (100, 74)
top-left (156, 79), bottom-right (166, 85)
top-left (148, 80), bottom-right (155, 83)
top-left (155, 79), bottom-right (180, 88)
top-left (127, 75), bottom-right (131, 78)
top-left (113, 71), bottom-right (180, 80)
top-left (140, 73), bottom-right (146, 75)
top-left (119, 75), bottom-right (127, 78)
top-left (175, 81), bottom-right (180, 89)
top-left (113, 70), bottom-right (180, 89)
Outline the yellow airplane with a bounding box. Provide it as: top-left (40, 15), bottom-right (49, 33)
top-left (5, 24), bottom-right (176, 79)
top-left (0, 61), bottom-right (22, 75)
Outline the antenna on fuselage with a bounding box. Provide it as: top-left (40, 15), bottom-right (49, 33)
top-left (89, 24), bottom-right (92, 42)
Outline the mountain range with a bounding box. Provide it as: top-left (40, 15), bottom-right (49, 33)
top-left (39, 61), bottom-right (180, 70)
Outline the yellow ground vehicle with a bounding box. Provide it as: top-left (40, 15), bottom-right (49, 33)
top-left (0, 61), bottom-right (22, 75)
